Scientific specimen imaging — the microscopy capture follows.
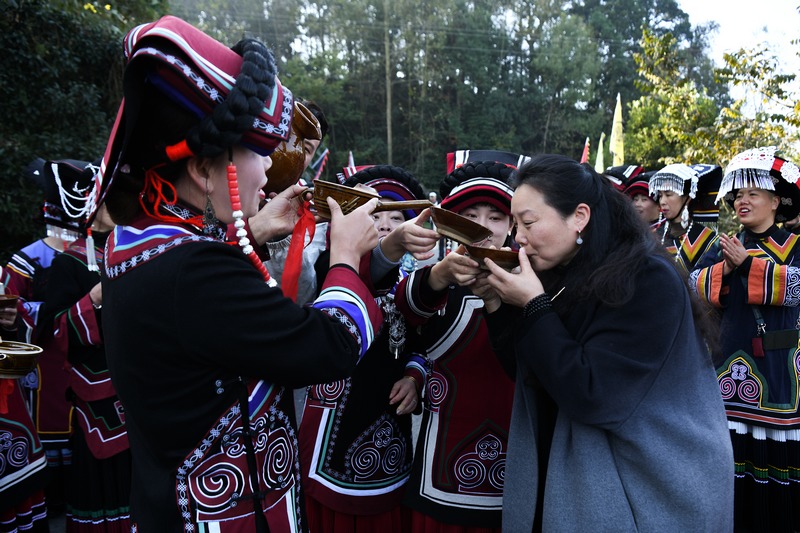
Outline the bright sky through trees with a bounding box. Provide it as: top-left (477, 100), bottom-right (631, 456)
top-left (679, 0), bottom-right (799, 70)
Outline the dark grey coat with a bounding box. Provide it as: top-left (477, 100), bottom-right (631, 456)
top-left (487, 255), bottom-right (734, 532)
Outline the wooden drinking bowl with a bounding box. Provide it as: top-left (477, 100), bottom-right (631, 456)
top-left (312, 181), bottom-right (434, 219)
top-left (0, 338), bottom-right (43, 378)
top-left (430, 206), bottom-right (493, 245)
top-left (464, 245), bottom-right (520, 270)
top-left (313, 180), bottom-right (380, 219)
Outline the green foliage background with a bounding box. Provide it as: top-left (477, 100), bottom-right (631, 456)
top-left (1, 0), bottom-right (798, 264)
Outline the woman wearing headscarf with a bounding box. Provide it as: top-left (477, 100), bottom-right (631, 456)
top-left (690, 147), bottom-right (800, 533)
top-left (94, 16), bottom-right (383, 532)
top-left (648, 163), bottom-right (722, 272)
top-left (474, 154), bottom-right (733, 531)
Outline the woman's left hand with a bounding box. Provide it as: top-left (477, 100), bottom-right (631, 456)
top-left (484, 249), bottom-right (544, 308)
top-left (389, 376), bottom-right (419, 415)
top-left (248, 184), bottom-right (312, 243)
top-left (380, 208), bottom-right (440, 262)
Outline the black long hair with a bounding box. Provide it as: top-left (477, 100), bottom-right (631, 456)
top-left (512, 154), bottom-right (656, 309)
top-left (511, 154), bottom-right (719, 355)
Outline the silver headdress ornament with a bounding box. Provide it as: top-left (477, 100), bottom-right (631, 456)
top-left (81, 161), bottom-right (101, 219)
top-left (715, 146), bottom-right (800, 205)
top-left (52, 160), bottom-right (102, 272)
top-left (51, 161), bottom-right (100, 222)
top-left (648, 164), bottom-right (699, 199)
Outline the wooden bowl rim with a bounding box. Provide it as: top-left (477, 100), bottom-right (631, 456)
top-left (430, 206), bottom-right (493, 244)
top-left (464, 244), bottom-right (520, 268)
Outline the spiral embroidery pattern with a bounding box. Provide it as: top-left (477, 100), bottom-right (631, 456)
top-left (454, 434), bottom-right (505, 494)
top-left (192, 463), bottom-right (247, 514)
top-left (0, 431), bottom-right (30, 475)
top-left (264, 428), bottom-right (293, 487)
top-left (426, 371), bottom-right (448, 411)
top-left (179, 383), bottom-right (302, 528)
top-left (786, 268), bottom-right (800, 306)
top-left (309, 379), bottom-right (347, 407)
top-left (349, 419), bottom-right (407, 481)
top-left (718, 358), bottom-right (761, 405)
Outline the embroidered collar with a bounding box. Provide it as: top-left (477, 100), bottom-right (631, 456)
top-left (104, 207), bottom-right (224, 279)
top-left (162, 202), bottom-right (228, 241)
top-left (743, 224), bottom-right (779, 243)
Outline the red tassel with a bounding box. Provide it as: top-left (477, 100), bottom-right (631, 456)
top-left (281, 201), bottom-right (316, 302)
top-left (140, 167), bottom-right (204, 228)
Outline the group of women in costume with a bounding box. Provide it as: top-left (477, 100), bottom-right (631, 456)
top-left (1, 12), bottom-right (797, 533)
top-left (619, 151), bottom-right (800, 533)
top-left (2, 159), bottom-right (130, 532)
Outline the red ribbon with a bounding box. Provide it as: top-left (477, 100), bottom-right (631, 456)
top-left (281, 201), bottom-right (316, 302)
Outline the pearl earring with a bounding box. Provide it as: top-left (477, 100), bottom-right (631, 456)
top-left (576, 231), bottom-right (583, 245)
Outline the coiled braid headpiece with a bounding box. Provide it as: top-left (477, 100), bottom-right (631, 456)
top-left (89, 16), bottom-right (293, 284)
top-left (90, 15), bottom-right (292, 221)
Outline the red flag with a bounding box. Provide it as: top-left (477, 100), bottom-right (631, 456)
top-left (310, 148), bottom-right (329, 181)
top-left (580, 137), bottom-right (590, 163)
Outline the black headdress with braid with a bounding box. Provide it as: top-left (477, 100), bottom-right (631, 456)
top-left (440, 161), bottom-right (515, 216)
top-left (93, 15), bottom-right (292, 223)
top-left (175, 38), bottom-right (279, 161)
top-left (345, 165), bottom-right (425, 219)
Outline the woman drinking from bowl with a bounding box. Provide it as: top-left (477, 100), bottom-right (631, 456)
top-left (474, 154), bottom-right (733, 531)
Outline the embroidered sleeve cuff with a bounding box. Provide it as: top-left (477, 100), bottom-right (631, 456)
top-left (738, 255), bottom-right (753, 275)
top-left (68, 294), bottom-right (103, 346)
top-left (404, 354), bottom-right (427, 391)
top-left (318, 264), bottom-right (383, 350)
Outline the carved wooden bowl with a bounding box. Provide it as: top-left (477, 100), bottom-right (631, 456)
top-left (464, 245), bottom-right (520, 270)
top-left (313, 180), bottom-right (380, 219)
top-left (430, 206), bottom-right (493, 245)
top-left (313, 180), bottom-right (434, 220)
top-left (0, 338), bottom-right (43, 378)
